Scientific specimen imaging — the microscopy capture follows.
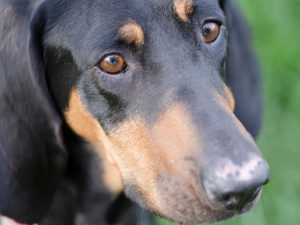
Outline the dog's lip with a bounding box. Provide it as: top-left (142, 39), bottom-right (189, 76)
top-left (224, 188), bottom-right (262, 215)
top-left (194, 190), bottom-right (262, 224)
top-left (240, 188), bottom-right (263, 213)
top-left (206, 185), bottom-right (263, 212)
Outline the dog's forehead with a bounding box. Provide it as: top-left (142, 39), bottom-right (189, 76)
top-left (95, 0), bottom-right (222, 21)
top-left (85, 0), bottom-right (220, 13)
top-left (52, 0), bottom-right (222, 26)
top-left (44, 0), bottom-right (223, 68)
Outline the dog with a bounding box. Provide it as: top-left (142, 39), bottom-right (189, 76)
top-left (0, 0), bottom-right (269, 224)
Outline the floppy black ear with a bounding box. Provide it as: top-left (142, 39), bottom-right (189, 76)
top-left (221, 0), bottom-right (263, 137)
top-left (0, 0), bottom-right (67, 223)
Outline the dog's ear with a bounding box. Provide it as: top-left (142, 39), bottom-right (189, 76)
top-left (0, 1), bottom-right (67, 223)
top-left (220, 0), bottom-right (263, 137)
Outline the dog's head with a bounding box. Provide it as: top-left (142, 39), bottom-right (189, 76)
top-left (0, 0), bottom-right (268, 224)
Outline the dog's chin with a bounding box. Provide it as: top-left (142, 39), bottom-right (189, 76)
top-left (125, 185), bottom-right (262, 225)
top-left (155, 196), bottom-right (260, 225)
top-left (195, 192), bottom-right (261, 225)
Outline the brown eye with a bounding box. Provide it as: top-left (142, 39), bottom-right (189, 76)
top-left (202, 22), bottom-right (220, 43)
top-left (99, 54), bottom-right (126, 74)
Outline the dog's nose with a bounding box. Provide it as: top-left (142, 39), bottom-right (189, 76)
top-left (203, 157), bottom-right (269, 211)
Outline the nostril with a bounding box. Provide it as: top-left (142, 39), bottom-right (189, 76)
top-left (217, 187), bottom-right (261, 211)
top-left (262, 177), bottom-right (269, 185)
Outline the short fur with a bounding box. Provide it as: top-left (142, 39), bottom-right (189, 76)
top-left (0, 0), bottom-right (266, 225)
top-left (118, 22), bottom-right (145, 46)
top-left (174, 0), bottom-right (194, 22)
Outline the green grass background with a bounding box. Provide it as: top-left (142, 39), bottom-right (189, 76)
top-left (157, 0), bottom-right (300, 224)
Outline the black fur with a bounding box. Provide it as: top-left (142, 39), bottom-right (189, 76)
top-left (0, 0), bottom-right (67, 223)
top-left (0, 0), bottom-right (262, 224)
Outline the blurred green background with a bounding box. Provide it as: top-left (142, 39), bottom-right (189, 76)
top-left (157, 0), bottom-right (300, 224)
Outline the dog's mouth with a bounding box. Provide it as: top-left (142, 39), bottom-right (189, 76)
top-left (0, 193), bottom-right (261, 225)
top-left (114, 168), bottom-right (264, 225)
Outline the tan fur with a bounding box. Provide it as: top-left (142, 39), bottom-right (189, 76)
top-left (108, 104), bottom-right (201, 214)
top-left (63, 89), bottom-right (248, 223)
top-left (174, 0), bottom-right (194, 22)
top-left (224, 84), bottom-right (235, 111)
top-left (62, 83), bottom-right (259, 224)
top-left (215, 87), bottom-right (254, 144)
top-left (64, 89), bottom-right (123, 195)
top-left (118, 22), bottom-right (144, 46)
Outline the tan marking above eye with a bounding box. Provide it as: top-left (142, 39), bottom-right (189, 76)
top-left (118, 22), bottom-right (144, 46)
top-left (99, 54), bottom-right (126, 74)
top-left (202, 22), bottom-right (220, 43)
top-left (174, 0), bottom-right (194, 22)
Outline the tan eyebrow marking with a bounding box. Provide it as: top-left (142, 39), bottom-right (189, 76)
top-left (174, 0), bottom-right (194, 22)
top-left (118, 21), bottom-right (144, 46)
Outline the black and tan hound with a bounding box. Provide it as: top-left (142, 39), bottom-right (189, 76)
top-left (0, 0), bottom-right (269, 224)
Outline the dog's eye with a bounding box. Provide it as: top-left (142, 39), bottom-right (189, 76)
top-left (99, 54), bottom-right (127, 74)
top-left (202, 22), bottom-right (220, 43)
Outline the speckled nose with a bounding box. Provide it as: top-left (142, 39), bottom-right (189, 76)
top-left (203, 156), bottom-right (269, 211)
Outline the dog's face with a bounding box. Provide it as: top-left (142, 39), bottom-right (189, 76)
top-left (43, 0), bottom-right (269, 223)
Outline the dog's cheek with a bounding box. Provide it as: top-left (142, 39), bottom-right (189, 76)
top-left (64, 88), bottom-right (124, 194)
top-left (100, 154), bottom-right (124, 195)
